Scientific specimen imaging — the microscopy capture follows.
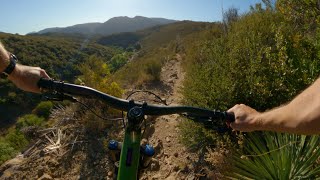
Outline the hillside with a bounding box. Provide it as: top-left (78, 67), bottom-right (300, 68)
top-left (112, 21), bottom-right (216, 87)
top-left (0, 32), bottom-right (121, 127)
top-left (96, 21), bottom-right (212, 49)
top-left (33, 16), bottom-right (176, 36)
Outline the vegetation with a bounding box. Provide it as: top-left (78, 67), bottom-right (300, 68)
top-left (228, 132), bottom-right (320, 179)
top-left (96, 32), bottom-right (142, 49)
top-left (0, 128), bottom-right (29, 164)
top-left (181, 0), bottom-right (320, 178)
top-left (0, 33), bottom-right (123, 164)
top-left (0, 33), bottom-right (121, 124)
top-left (113, 21), bottom-right (213, 87)
top-left (0, 114), bottom-right (44, 164)
top-left (32, 101), bottom-right (54, 119)
top-left (16, 114), bottom-right (45, 130)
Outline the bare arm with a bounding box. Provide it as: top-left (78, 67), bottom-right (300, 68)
top-left (228, 77), bottom-right (320, 135)
top-left (0, 42), bottom-right (50, 93)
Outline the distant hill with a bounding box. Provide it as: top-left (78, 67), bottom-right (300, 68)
top-left (32, 16), bottom-right (177, 36)
top-left (96, 21), bottom-right (212, 49)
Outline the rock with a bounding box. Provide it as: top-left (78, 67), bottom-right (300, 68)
top-left (141, 139), bottom-right (148, 146)
top-left (166, 175), bottom-right (176, 180)
top-left (107, 171), bottom-right (113, 177)
top-left (207, 171), bottom-right (219, 179)
top-left (37, 167), bottom-right (45, 177)
top-left (47, 159), bottom-right (59, 167)
top-left (166, 137), bottom-right (171, 143)
top-left (152, 173), bottom-right (162, 179)
top-left (39, 150), bottom-right (46, 157)
top-left (37, 173), bottom-right (53, 180)
top-left (186, 174), bottom-right (195, 180)
top-left (165, 156), bottom-right (173, 165)
top-left (174, 152), bottom-right (179, 157)
top-left (164, 152), bottom-right (169, 157)
top-left (168, 79), bottom-right (174, 84)
top-left (170, 73), bottom-right (178, 79)
top-left (173, 164), bottom-right (180, 172)
top-left (154, 140), bottom-right (163, 154)
top-left (150, 158), bottom-right (160, 171)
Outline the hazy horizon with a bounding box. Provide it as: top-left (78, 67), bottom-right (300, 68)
top-left (1, 0), bottom-right (262, 35)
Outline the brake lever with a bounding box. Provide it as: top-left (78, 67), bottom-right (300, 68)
top-left (42, 92), bottom-right (77, 102)
top-left (181, 113), bottom-right (231, 133)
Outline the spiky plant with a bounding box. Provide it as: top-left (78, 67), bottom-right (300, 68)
top-left (226, 132), bottom-right (320, 179)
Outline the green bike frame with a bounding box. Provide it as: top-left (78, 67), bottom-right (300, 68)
top-left (117, 127), bottom-right (142, 179)
top-left (117, 103), bottom-right (144, 180)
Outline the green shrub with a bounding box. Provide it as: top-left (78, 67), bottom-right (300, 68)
top-left (16, 114), bottom-right (45, 130)
top-left (0, 129), bottom-right (29, 164)
top-left (0, 141), bottom-right (16, 164)
top-left (32, 101), bottom-right (53, 119)
top-left (4, 130), bottom-right (29, 150)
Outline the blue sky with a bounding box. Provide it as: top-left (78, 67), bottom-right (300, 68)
top-left (1, 0), bottom-right (262, 35)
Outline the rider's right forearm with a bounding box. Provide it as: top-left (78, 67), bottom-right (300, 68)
top-left (256, 77), bottom-right (320, 134)
top-left (0, 42), bottom-right (10, 72)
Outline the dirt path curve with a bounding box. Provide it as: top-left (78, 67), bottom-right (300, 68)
top-left (137, 54), bottom-right (203, 180)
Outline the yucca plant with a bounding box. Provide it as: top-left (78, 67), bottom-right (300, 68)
top-left (226, 132), bottom-right (320, 179)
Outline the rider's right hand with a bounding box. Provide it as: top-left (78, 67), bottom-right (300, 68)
top-left (227, 104), bottom-right (262, 132)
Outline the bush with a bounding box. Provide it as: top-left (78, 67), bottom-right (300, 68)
top-left (32, 101), bottom-right (53, 119)
top-left (144, 59), bottom-right (162, 81)
top-left (16, 114), bottom-right (45, 130)
top-left (0, 141), bottom-right (16, 164)
top-left (77, 55), bottom-right (123, 98)
top-left (4, 129), bottom-right (29, 150)
top-left (0, 129), bottom-right (29, 164)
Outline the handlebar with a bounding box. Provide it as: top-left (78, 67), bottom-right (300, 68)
top-left (37, 78), bottom-right (235, 122)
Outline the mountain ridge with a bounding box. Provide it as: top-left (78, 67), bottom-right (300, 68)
top-left (32, 16), bottom-right (177, 36)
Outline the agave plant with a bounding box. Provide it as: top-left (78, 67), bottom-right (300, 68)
top-left (226, 132), bottom-right (320, 179)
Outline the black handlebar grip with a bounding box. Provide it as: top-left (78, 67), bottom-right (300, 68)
top-left (225, 112), bottom-right (235, 123)
top-left (37, 78), bottom-right (53, 90)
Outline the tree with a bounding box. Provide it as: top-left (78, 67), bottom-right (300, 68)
top-left (223, 7), bottom-right (239, 32)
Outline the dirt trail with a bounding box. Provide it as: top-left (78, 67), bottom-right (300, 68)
top-left (137, 54), bottom-right (206, 180)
